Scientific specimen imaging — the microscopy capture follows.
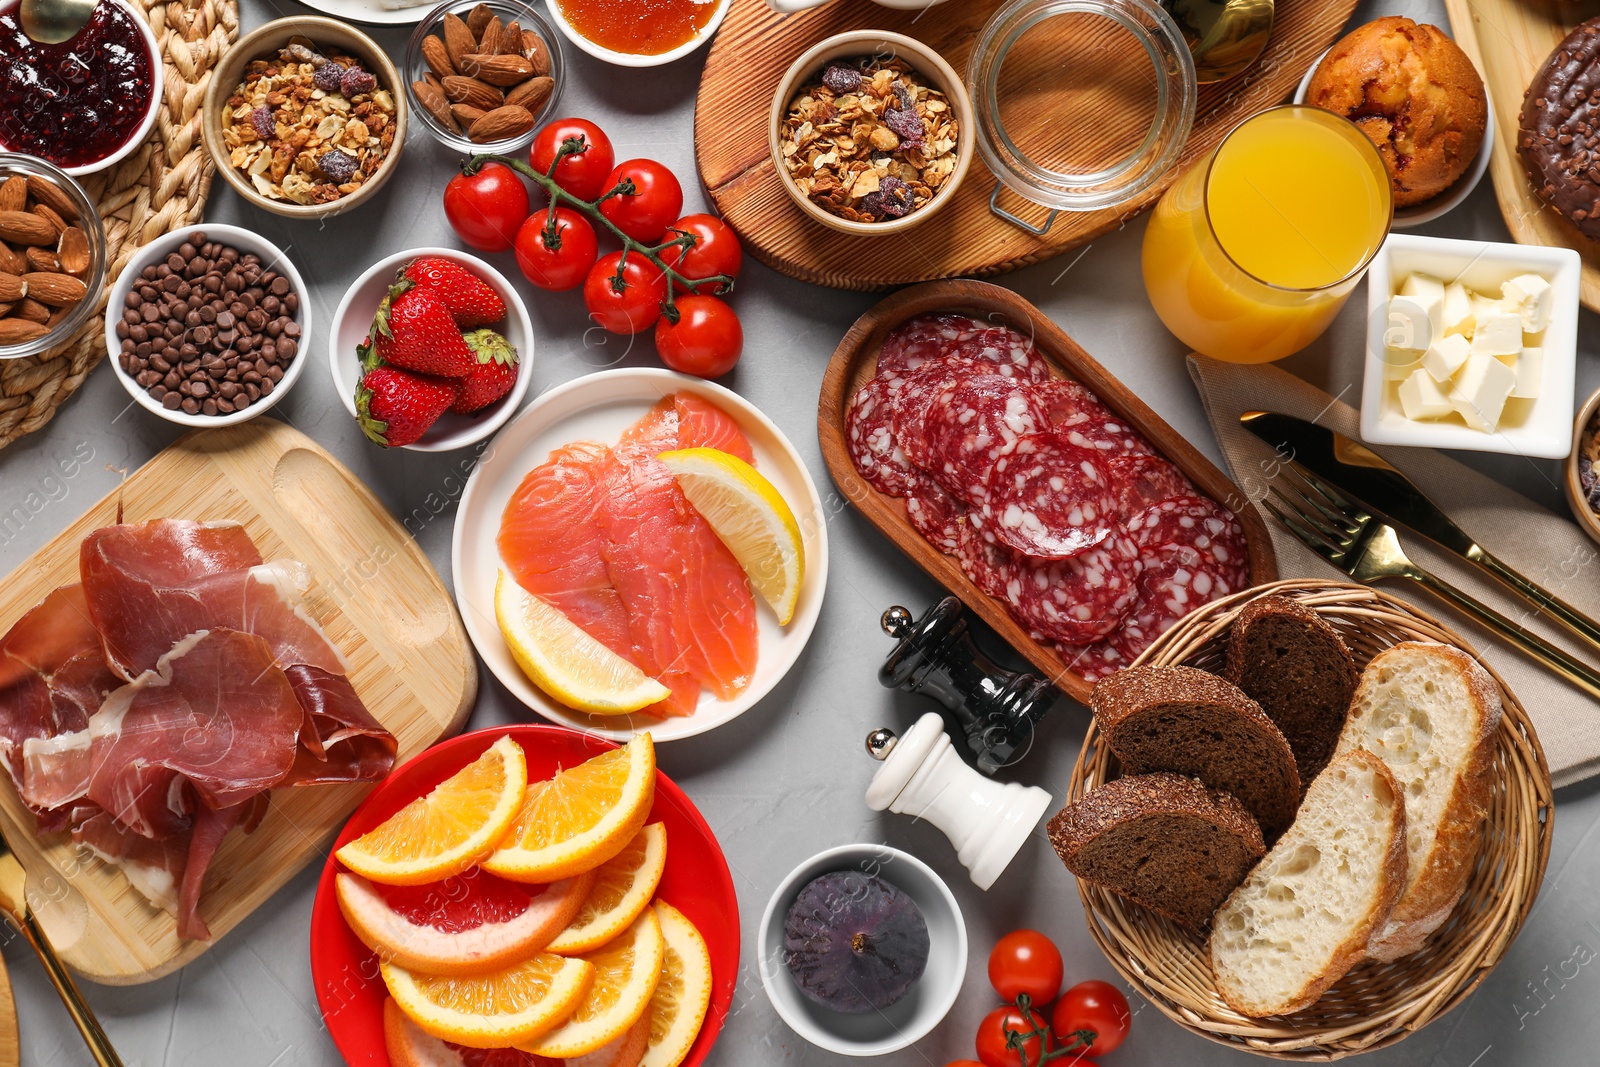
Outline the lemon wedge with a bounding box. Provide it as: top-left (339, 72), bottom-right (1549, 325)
top-left (496, 572), bottom-right (670, 714)
top-left (656, 448), bottom-right (805, 625)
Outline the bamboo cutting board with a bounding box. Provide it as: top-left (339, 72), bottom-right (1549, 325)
top-left (1443, 0), bottom-right (1600, 313)
top-left (0, 953), bottom-right (14, 1067)
top-left (0, 419), bottom-right (477, 984)
top-left (697, 0), bottom-right (1360, 290)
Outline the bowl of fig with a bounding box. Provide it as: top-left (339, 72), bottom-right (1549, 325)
top-left (758, 843), bottom-right (966, 1056)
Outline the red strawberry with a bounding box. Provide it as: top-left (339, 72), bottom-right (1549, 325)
top-left (451, 329), bottom-right (520, 414)
top-left (402, 256), bottom-right (507, 328)
top-left (372, 280), bottom-right (477, 376)
top-left (356, 364), bottom-right (460, 447)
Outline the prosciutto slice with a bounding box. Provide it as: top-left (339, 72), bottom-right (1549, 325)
top-left (280, 665), bottom-right (398, 786)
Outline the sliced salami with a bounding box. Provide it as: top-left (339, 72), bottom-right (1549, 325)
top-left (1104, 453), bottom-right (1194, 514)
top-left (846, 376), bottom-right (919, 497)
top-left (955, 523), bottom-right (1013, 599)
top-left (1032, 379), bottom-right (1156, 456)
top-left (904, 475), bottom-right (966, 553)
top-left (1055, 639), bottom-right (1132, 683)
top-left (907, 374), bottom-right (1046, 506)
top-left (979, 433), bottom-right (1118, 559)
top-left (1001, 531), bottom-right (1142, 644)
top-left (887, 357), bottom-right (978, 461)
top-left (878, 313), bottom-right (1050, 384)
top-left (1110, 540), bottom-right (1248, 662)
top-left (1125, 495), bottom-right (1250, 592)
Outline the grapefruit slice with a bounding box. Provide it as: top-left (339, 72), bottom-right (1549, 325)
top-left (337, 735), bottom-right (528, 886)
top-left (381, 952), bottom-right (592, 1049)
top-left (521, 908), bottom-right (665, 1057)
top-left (338, 868), bottom-right (595, 976)
top-left (547, 823), bottom-right (667, 955)
top-left (640, 902), bottom-right (713, 1067)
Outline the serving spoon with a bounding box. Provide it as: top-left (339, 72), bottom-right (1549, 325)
top-left (1163, 0), bottom-right (1275, 84)
top-left (18, 0), bottom-right (99, 45)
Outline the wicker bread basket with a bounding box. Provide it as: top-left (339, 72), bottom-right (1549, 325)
top-left (1067, 579), bottom-right (1553, 1060)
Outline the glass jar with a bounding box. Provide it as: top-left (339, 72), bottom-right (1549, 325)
top-left (966, 0), bottom-right (1195, 234)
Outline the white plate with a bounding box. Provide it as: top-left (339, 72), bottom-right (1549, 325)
top-left (452, 368), bottom-right (829, 742)
top-left (295, 0), bottom-right (435, 25)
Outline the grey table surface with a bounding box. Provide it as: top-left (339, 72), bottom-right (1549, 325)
top-left (6, 0), bottom-right (1600, 1063)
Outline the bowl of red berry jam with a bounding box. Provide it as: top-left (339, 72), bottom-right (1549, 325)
top-left (0, 0), bottom-right (164, 176)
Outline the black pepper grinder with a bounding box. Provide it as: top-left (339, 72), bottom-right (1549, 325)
top-left (878, 597), bottom-right (1060, 775)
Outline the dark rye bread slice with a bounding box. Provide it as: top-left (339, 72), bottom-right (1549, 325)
top-left (1226, 595), bottom-right (1358, 786)
top-left (1048, 773), bottom-right (1266, 931)
top-left (1091, 664), bottom-right (1301, 840)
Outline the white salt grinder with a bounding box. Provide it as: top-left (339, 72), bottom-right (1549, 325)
top-left (865, 712), bottom-right (1053, 890)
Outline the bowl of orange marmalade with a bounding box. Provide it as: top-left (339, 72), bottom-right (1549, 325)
top-left (545, 0), bottom-right (730, 66)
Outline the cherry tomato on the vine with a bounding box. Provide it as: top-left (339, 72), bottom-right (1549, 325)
top-left (659, 213), bottom-right (743, 287)
top-left (1051, 980), bottom-right (1131, 1057)
top-left (987, 930), bottom-right (1064, 1006)
top-left (583, 251), bottom-right (666, 335)
top-left (442, 162), bottom-right (529, 253)
top-left (528, 118), bottom-right (615, 201)
top-left (946, 1061), bottom-right (988, 1067)
top-left (513, 207), bottom-right (598, 292)
top-left (598, 159), bottom-right (683, 244)
top-left (655, 295), bottom-right (742, 378)
top-left (975, 1005), bottom-right (1050, 1067)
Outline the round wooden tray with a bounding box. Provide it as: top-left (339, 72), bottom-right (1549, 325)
top-left (1067, 579), bottom-right (1554, 1059)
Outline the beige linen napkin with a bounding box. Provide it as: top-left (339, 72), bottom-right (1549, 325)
top-left (1189, 356), bottom-right (1600, 788)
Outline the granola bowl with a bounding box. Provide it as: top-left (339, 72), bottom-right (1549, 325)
top-left (769, 30), bottom-right (973, 236)
top-left (201, 17), bottom-right (407, 221)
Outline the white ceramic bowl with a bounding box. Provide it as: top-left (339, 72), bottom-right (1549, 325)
top-left (1295, 46), bottom-right (1492, 229)
top-left (329, 248), bottom-right (533, 452)
top-left (1360, 233), bottom-right (1580, 459)
top-left (451, 368), bottom-right (829, 742)
top-left (544, 0), bottom-right (730, 67)
top-left (105, 224), bottom-right (311, 427)
top-left (48, 0), bottom-right (165, 177)
top-left (758, 844), bottom-right (967, 1057)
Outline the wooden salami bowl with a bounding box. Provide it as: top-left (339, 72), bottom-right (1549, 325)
top-left (817, 279), bottom-right (1276, 703)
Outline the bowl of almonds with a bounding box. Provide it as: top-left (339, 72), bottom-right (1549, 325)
top-left (0, 154), bottom-right (106, 359)
top-left (407, 0), bottom-right (562, 154)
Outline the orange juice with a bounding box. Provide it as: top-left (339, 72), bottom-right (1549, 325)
top-left (1142, 106), bottom-right (1392, 363)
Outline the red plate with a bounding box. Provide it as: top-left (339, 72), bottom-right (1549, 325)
top-left (310, 725), bottom-right (740, 1066)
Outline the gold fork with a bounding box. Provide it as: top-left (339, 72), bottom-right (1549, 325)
top-left (0, 821), bottom-right (123, 1066)
top-left (1265, 466), bottom-right (1600, 701)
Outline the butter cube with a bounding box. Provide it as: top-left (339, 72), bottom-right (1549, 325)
top-left (1470, 290), bottom-right (1504, 325)
top-left (1469, 312), bottom-right (1524, 357)
top-left (1511, 347), bottom-right (1542, 399)
top-left (1422, 333), bottom-right (1470, 382)
top-left (1382, 347), bottom-right (1422, 381)
top-left (1399, 368), bottom-right (1454, 420)
top-left (1501, 273), bottom-right (1553, 333)
top-left (1384, 296), bottom-right (1431, 351)
top-left (1449, 354), bottom-right (1518, 432)
top-left (1400, 273), bottom-right (1445, 332)
top-left (1442, 281), bottom-right (1476, 337)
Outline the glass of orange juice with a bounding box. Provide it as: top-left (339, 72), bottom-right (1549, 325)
top-left (1141, 105), bottom-right (1392, 363)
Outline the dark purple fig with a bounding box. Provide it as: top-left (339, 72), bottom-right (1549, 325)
top-left (782, 870), bottom-right (930, 1013)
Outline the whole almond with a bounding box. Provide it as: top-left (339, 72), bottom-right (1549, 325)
top-left (0, 211), bottom-right (56, 246)
top-left (12, 297), bottom-right (49, 324)
top-left (442, 13), bottom-right (477, 71)
top-left (31, 203), bottom-right (66, 237)
top-left (505, 76), bottom-right (554, 113)
top-left (425, 72), bottom-right (444, 93)
top-left (0, 319), bottom-right (48, 345)
top-left (522, 31), bottom-right (552, 77)
top-left (0, 302), bottom-right (12, 317)
top-left (442, 75), bottom-right (503, 110)
top-left (478, 16), bottom-right (503, 55)
top-left (57, 226), bottom-right (90, 277)
top-left (24, 176), bottom-right (77, 222)
top-left (46, 304), bottom-right (71, 327)
top-left (469, 105), bottom-right (535, 144)
top-left (25, 246), bottom-right (60, 273)
top-left (413, 79), bottom-right (463, 134)
top-left (0, 272), bottom-right (24, 303)
top-left (0, 239), bottom-right (24, 275)
top-left (466, 2), bottom-right (494, 37)
top-left (22, 271), bottom-right (87, 307)
top-left (450, 103), bottom-right (488, 126)
top-left (422, 33), bottom-right (456, 79)
top-left (498, 21), bottom-right (523, 56)
top-left (0, 177), bottom-right (25, 213)
top-left (459, 53), bottom-right (532, 87)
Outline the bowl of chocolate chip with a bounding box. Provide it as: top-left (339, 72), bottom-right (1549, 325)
top-left (105, 225), bottom-right (311, 426)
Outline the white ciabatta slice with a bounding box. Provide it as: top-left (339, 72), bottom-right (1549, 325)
top-left (1335, 641), bottom-right (1501, 961)
top-left (1210, 750), bottom-right (1406, 1018)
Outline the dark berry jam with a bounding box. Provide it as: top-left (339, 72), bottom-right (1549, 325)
top-left (0, 1), bottom-right (156, 168)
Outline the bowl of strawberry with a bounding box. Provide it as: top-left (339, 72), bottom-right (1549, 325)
top-left (330, 249), bottom-right (533, 451)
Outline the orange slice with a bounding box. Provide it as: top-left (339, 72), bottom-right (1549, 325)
top-left (381, 951), bottom-right (593, 1049)
top-left (640, 902), bottom-right (713, 1067)
top-left (484, 735), bottom-right (655, 884)
top-left (566, 1014), bottom-right (651, 1067)
top-left (548, 823), bottom-right (668, 955)
top-left (521, 908), bottom-right (665, 1057)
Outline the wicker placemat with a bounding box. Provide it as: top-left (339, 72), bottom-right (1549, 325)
top-left (0, 0), bottom-right (239, 449)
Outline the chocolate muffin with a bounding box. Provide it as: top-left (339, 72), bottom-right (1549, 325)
top-left (1521, 18), bottom-right (1600, 239)
top-left (1307, 17), bottom-right (1488, 207)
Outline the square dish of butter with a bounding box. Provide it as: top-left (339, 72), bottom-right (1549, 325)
top-left (1360, 234), bottom-right (1580, 459)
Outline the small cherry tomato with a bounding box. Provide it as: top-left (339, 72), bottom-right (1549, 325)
top-left (1051, 980), bottom-right (1132, 1057)
top-left (584, 251), bottom-right (666, 335)
top-left (655, 295), bottom-right (742, 378)
top-left (659, 213), bottom-right (743, 288)
top-left (598, 159), bottom-right (683, 244)
top-left (946, 1061), bottom-right (988, 1067)
top-left (975, 1005), bottom-right (1050, 1067)
top-left (442, 162), bottom-right (529, 252)
top-left (987, 929), bottom-right (1064, 1006)
top-left (514, 207), bottom-right (598, 291)
top-left (528, 118), bottom-right (615, 201)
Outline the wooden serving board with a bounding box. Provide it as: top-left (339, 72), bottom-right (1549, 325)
top-left (0, 953), bottom-right (15, 1067)
top-left (0, 419), bottom-right (477, 984)
top-left (1444, 0), bottom-right (1600, 312)
top-left (697, 0), bottom-right (1360, 290)
top-left (817, 280), bottom-right (1277, 703)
